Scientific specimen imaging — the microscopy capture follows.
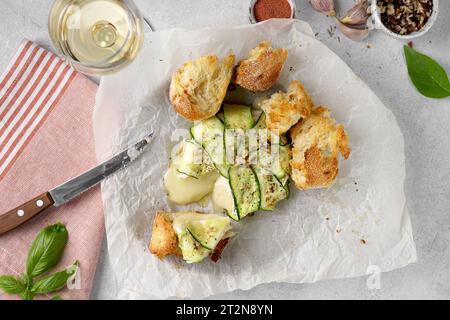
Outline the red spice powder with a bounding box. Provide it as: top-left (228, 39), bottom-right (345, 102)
top-left (253, 0), bottom-right (292, 22)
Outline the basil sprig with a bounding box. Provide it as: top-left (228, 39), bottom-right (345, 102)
top-left (0, 223), bottom-right (78, 300)
top-left (404, 46), bottom-right (450, 99)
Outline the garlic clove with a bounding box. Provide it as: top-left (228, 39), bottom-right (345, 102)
top-left (335, 18), bottom-right (370, 42)
top-left (340, 0), bottom-right (371, 26)
top-left (310, 0), bottom-right (336, 17)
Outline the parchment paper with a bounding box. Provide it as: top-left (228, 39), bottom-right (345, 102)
top-left (93, 19), bottom-right (417, 299)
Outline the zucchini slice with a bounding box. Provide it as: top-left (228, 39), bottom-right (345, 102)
top-left (228, 165), bottom-right (260, 219)
top-left (190, 116), bottom-right (229, 177)
top-left (223, 104), bottom-right (254, 129)
top-left (225, 209), bottom-right (239, 221)
top-left (177, 230), bottom-right (210, 264)
top-left (258, 144), bottom-right (291, 180)
top-left (175, 140), bottom-right (215, 179)
top-left (223, 104), bottom-right (253, 165)
top-left (252, 166), bottom-right (288, 210)
top-left (216, 112), bottom-right (225, 123)
top-left (284, 178), bottom-right (290, 200)
top-left (187, 217), bottom-right (230, 250)
top-left (253, 111), bottom-right (266, 129)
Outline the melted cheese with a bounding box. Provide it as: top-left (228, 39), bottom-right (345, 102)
top-left (172, 212), bottom-right (227, 234)
top-left (164, 166), bottom-right (218, 205)
top-left (212, 176), bottom-right (235, 213)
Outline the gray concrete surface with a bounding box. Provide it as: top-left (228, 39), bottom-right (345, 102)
top-left (1, 0), bottom-right (449, 299)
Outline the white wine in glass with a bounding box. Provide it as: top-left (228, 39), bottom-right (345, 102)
top-left (48, 0), bottom-right (144, 75)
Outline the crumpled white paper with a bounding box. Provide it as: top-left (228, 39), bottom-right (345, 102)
top-left (93, 19), bottom-right (417, 299)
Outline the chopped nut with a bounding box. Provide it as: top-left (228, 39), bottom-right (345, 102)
top-left (377, 0), bottom-right (433, 35)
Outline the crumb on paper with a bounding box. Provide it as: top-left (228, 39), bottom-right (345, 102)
top-left (407, 41), bottom-right (413, 48)
top-left (336, 228), bottom-right (342, 233)
top-left (360, 239), bottom-right (366, 245)
top-left (366, 44), bottom-right (371, 49)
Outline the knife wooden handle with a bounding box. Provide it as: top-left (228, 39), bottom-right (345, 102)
top-left (0, 192), bottom-right (54, 235)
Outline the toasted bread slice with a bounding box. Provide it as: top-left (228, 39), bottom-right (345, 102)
top-left (261, 80), bottom-right (313, 135)
top-left (234, 41), bottom-right (288, 92)
top-left (169, 54), bottom-right (235, 121)
top-left (149, 211), bottom-right (232, 262)
top-left (149, 212), bottom-right (181, 259)
top-left (290, 106), bottom-right (350, 190)
top-left (235, 41), bottom-right (288, 92)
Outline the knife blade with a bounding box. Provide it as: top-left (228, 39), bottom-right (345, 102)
top-left (50, 131), bottom-right (154, 206)
top-left (0, 131), bottom-right (154, 235)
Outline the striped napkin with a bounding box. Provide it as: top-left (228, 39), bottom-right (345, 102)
top-left (0, 40), bottom-right (104, 300)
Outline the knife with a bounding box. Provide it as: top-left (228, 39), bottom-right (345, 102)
top-left (0, 131), bottom-right (154, 235)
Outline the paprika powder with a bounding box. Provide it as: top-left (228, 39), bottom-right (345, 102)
top-left (252, 0), bottom-right (294, 22)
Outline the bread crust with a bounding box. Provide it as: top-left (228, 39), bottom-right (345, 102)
top-left (209, 237), bottom-right (230, 263)
top-left (235, 41), bottom-right (288, 92)
top-left (169, 54), bottom-right (235, 121)
top-left (261, 80), bottom-right (313, 135)
top-left (149, 212), bottom-right (181, 259)
top-left (290, 106), bottom-right (350, 190)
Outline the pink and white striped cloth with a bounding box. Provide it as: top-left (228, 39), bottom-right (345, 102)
top-left (0, 41), bottom-right (76, 178)
top-left (0, 40), bottom-right (104, 300)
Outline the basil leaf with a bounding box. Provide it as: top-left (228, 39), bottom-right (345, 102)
top-left (26, 223), bottom-right (68, 277)
top-left (0, 275), bottom-right (26, 294)
top-left (21, 289), bottom-right (35, 300)
top-left (31, 261), bottom-right (78, 294)
top-left (404, 46), bottom-right (450, 99)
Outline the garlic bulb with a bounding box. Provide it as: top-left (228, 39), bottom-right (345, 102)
top-left (335, 18), bottom-right (370, 42)
top-left (340, 0), bottom-right (371, 26)
top-left (310, 0), bottom-right (336, 17)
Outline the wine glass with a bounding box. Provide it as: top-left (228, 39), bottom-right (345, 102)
top-left (48, 0), bottom-right (144, 75)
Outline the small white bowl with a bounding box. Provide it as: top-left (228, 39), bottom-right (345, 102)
top-left (370, 0), bottom-right (439, 40)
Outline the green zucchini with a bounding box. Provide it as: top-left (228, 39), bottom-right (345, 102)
top-left (175, 140), bottom-right (215, 178)
top-left (253, 111), bottom-right (266, 129)
top-left (258, 144), bottom-right (291, 179)
top-left (186, 217), bottom-right (230, 250)
top-left (216, 112), bottom-right (224, 123)
top-left (225, 209), bottom-right (240, 221)
top-left (228, 165), bottom-right (260, 220)
top-left (283, 178), bottom-right (290, 200)
top-left (252, 166), bottom-right (288, 210)
top-left (223, 104), bottom-right (254, 129)
top-left (190, 116), bottom-right (229, 177)
top-left (177, 230), bottom-right (210, 263)
top-left (223, 104), bottom-right (253, 165)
